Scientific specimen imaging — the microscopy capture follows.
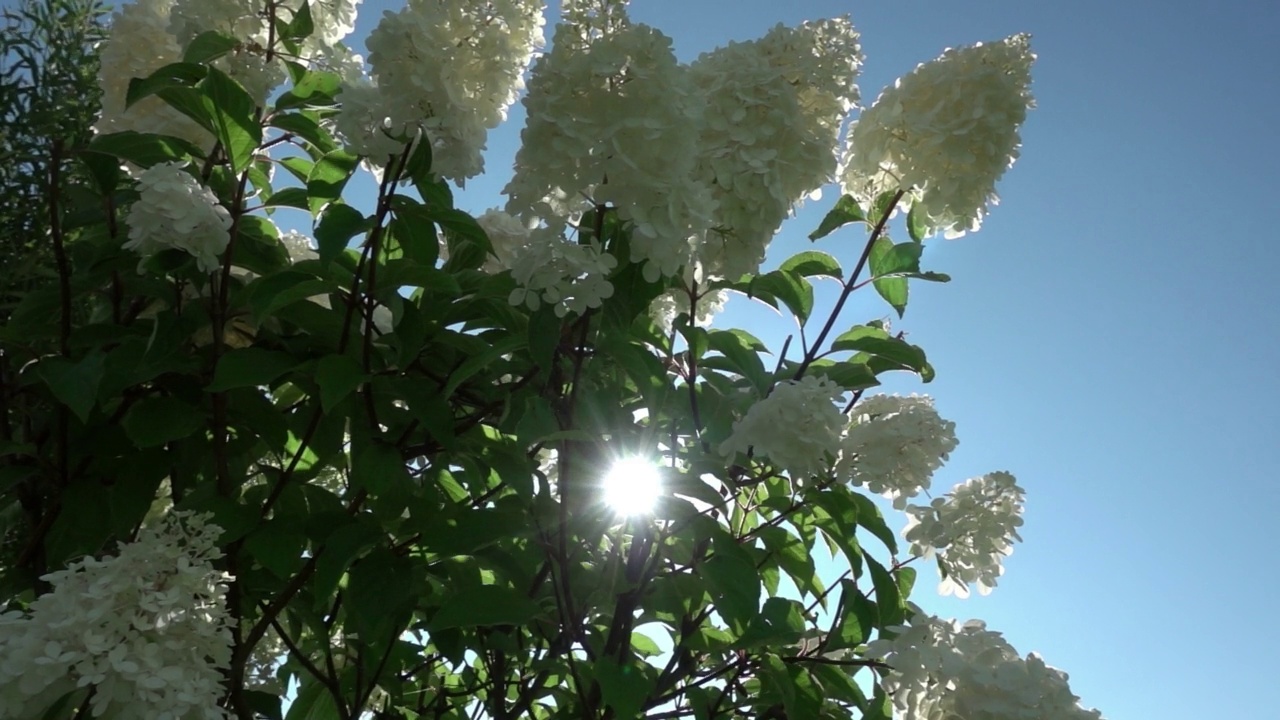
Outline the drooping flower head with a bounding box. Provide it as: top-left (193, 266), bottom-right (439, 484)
top-left (904, 470), bottom-right (1026, 597)
top-left (840, 34), bottom-right (1035, 238)
top-left (691, 18), bottom-right (863, 278)
top-left (866, 610), bottom-right (1103, 720)
top-left (95, 0), bottom-right (211, 147)
top-left (350, 0), bottom-right (545, 181)
top-left (504, 4), bottom-right (713, 282)
top-left (720, 375), bottom-right (848, 480)
top-left (838, 394), bottom-right (958, 508)
top-left (0, 512), bottom-right (233, 720)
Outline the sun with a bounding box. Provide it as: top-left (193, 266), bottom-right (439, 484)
top-left (601, 457), bottom-right (663, 516)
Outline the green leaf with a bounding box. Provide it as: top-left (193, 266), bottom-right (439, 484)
top-left (232, 216), bottom-right (290, 275)
top-left (806, 359), bottom-right (879, 392)
top-left (311, 520), bottom-right (383, 603)
top-left (778, 250), bottom-right (843, 279)
top-left (208, 348), bottom-right (296, 391)
top-left (429, 586), bottom-right (543, 630)
top-left (752, 270), bottom-right (815, 325)
top-left (435, 208), bottom-right (492, 272)
top-left (907, 203), bottom-right (930, 243)
top-left (261, 186), bottom-right (309, 211)
top-left (285, 680), bottom-right (341, 720)
top-left (182, 31), bottom-right (239, 64)
top-left (306, 150), bottom-right (359, 215)
top-left (122, 396), bottom-right (205, 448)
top-left (851, 492), bottom-right (898, 554)
top-left (869, 240), bottom-right (923, 278)
top-left (37, 352), bottom-right (105, 423)
top-left (403, 131), bottom-right (434, 190)
top-left (200, 66), bottom-right (261, 172)
top-left (269, 112), bottom-right (338, 154)
top-left (248, 270), bottom-right (333, 321)
top-left (389, 202), bottom-right (440, 266)
top-left (869, 237), bottom-right (908, 317)
top-left (154, 86), bottom-right (217, 135)
top-left (414, 508), bottom-right (527, 556)
top-left (867, 556), bottom-right (906, 627)
top-left (897, 565), bottom-right (918, 600)
top-left (315, 354), bottom-right (367, 412)
top-left (809, 194), bottom-right (866, 241)
top-left (735, 597), bottom-right (807, 650)
top-left (243, 520), bottom-right (308, 579)
top-left (346, 548), bottom-right (416, 644)
top-left (314, 203), bottom-right (368, 266)
top-left (596, 658), bottom-right (654, 720)
top-left (281, 0), bottom-right (314, 41)
top-left (830, 326), bottom-right (931, 380)
top-left (706, 329), bottom-right (769, 391)
top-left (703, 536), bottom-right (760, 631)
top-left (828, 579), bottom-right (876, 649)
top-left (871, 190), bottom-right (904, 226)
top-left (280, 156), bottom-right (314, 183)
top-left (442, 334), bottom-right (524, 399)
top-left (351, 435), bottom-right (411, 495)
top-left (125, 62), bottom-right (207, 109)
top-left (276, 69), bottom-right (341, 110)
top-left (83, 131), bottom-right (204, 169)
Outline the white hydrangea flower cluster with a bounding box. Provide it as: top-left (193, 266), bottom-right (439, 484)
top-left (507, 229), bottom-right (618, 318)
top-left (0, 512), bottom-right (233, 720)
top-left (840, 34), bottom-right (1035, 239)
top-left (904, 471), bottom-right (1026, 597)
top-left (338, 0), bottom-right (544, 180)
top-left (94, 0), bottom-right (211, 147)
top-left (123, 162), bottom-right (232, 273)
top-left (649, 283), bottom-right (728, 333)
top-left (720, 376), bottom-right (847, 480)
top-left (559, 0), bottom-right (630, 42)
top-left (690, 19), bottom-right (863, 278)
top-left (474, 209), bottom-right (534, 273)
top-left (168, 0), bottom-right (363, 103)
top-left (866, 611), bottom-right (1103, 720)
top-left (98, 0), bottom-right (361, 141)
top-left (504, 16), bottom-right (715, 282)
top-left (838, 394), bottom-right (958, 509)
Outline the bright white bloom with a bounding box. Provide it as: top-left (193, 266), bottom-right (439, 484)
top-left (720, 376), bottom-right (846, 480)
top-left (690, 18), bottom-right (863, 278)
top-left (504, 15), bottom-right (715, 281)
top-left (840, 34), bottom-right (1035, 238)
top-left (0, 512), bottom-right (233, 720)
top-left (124, 162), bottom-right (232, 273)
top-left (94, 0), bottom-right (211, 147)
top-left (866, 610), bottom-right (1103, 720)
top-left (475, 209), bottom-right (534, 273)
top-left (904, 471), bottom-right (1026, 597)
top-left (649, 282), bottom-right (727, 333)
top-left (349, 0), bottom-right (544, 181)
top-left (507, 228), bottom-right (617, 318)
top-left (333, 78), bottom-right (410, 161)
top-left (838, 394), bottom-right (958, 508)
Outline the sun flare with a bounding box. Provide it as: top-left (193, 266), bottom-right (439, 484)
top-left (601, 457), bottom-right (663, 515)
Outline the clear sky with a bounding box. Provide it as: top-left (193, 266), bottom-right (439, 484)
top-left (322, 0), bottom-right (1278, 717)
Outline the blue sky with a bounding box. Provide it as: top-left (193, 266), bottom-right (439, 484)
top-left (337, 0), bottom-right (1280, 717)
